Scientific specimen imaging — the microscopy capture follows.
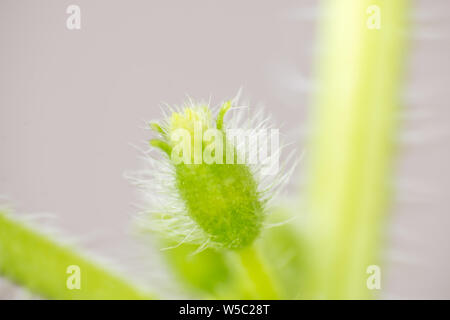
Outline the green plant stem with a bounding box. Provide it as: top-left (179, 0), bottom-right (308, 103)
top-left (0, 211), bottom-right (155, 299)
top-left (234, 244), bottom-right (280, 299)
top-left (306, 0), bottom-right (409, 299)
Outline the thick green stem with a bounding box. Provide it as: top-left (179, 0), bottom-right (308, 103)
top-left (306, 0), bottom-right (409, 299)
top-left (0, 211), bottom-right (155, 299)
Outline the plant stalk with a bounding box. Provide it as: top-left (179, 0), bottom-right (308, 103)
top-left (0, 211), bottom-right (155, 299)
top-left (306, 0), bottom-right (410, 299)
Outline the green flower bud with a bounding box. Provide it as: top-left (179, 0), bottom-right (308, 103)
top-left (131, 98), bottom-right (289, 251)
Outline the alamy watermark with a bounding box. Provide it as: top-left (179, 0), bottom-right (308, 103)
top-left (366, 5), bottom-right (381, 30)
top-left (66, 265), bottom-right (81, 290)
top-left (170, 122), bottom-right (280, 175)
top-left (66, 5), bottom-right (81, 30)
top-left (366, 265), bottom-right (381, 290)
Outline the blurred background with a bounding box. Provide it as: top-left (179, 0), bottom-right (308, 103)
top-left (0, 0), bottom-right (449, 299)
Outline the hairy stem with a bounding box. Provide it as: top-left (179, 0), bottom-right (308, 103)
top-left (306, 0), bottom-right (410, 299)
top-left (0, 211), bottom-right (155, 299)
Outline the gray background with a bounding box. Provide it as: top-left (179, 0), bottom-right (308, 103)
top-left (1, 0), bottom-right (449, 299)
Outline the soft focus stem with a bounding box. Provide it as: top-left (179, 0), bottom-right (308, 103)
top-left (234, 244), bottom-right (280, 299)
top-left (306, 0), bottom-right (410, 299)
top-left (0, 211), bottom-right (155, 299)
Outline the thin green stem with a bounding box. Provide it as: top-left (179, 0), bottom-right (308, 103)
top-left (233, 244), bottom-right (280, 299)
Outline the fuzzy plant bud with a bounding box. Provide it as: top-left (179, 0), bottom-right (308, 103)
top-left (131, 98), bottom-right (289, 251)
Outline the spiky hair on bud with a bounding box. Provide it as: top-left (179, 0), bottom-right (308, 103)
top-left (128, 95), bottom-right (295, 251)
